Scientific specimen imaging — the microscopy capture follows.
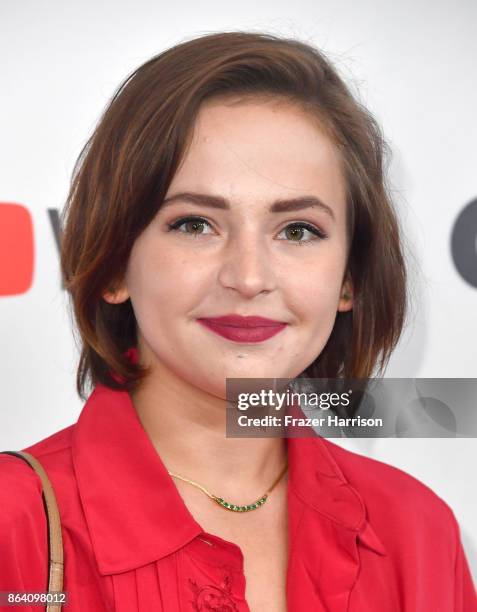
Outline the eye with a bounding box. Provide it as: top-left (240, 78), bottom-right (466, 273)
top-left (166, 216), bottom-right (328, 245)
top-left (166, 216), bottom-right (213, 236)
top-left (277, 222), bottom-right (328, 245)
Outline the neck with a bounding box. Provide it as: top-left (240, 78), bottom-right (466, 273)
top-left (130, 349), bottom-right (288, 501)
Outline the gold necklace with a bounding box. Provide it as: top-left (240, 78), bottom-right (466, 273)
top-left (168, 463), bottom-right (288, 512)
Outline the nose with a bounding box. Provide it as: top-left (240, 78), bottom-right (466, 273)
top-left (217, 230), bottom-right (277, 298)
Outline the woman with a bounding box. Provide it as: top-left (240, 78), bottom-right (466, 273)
top-left (1, 31), bottom-right (476, 611)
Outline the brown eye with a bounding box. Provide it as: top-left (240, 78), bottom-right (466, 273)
top-left (167, 216), bottom-right (212, 236)
top-left (279, 222), bottom-right (328, 245)
top-left (285, 226), bottom-right (305, 241)
top-left (184, 220), bottom-right (205, 234)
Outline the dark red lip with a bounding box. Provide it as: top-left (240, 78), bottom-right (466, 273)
top-left (198, 315), bottom-right (286, 327)
top-left (197, 315), bottom-right (288, 343)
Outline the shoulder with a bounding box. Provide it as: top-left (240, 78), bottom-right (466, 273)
top-left (320, 437), bottom-right (458, 540)
top-left (0, 453), bottom-right (44, 519)
top-left (0, 425), bottom-right (77, 587)
top-left (321, 437), bottom-right (451, 505)
top-left (22, 422), bottom-right (75, 459)
top-left (0, 423), bottom-right (75, 517)
top-left (0, 453), bottom-right (49, 590)
top-left (320, 440), bottom-right (477, 605)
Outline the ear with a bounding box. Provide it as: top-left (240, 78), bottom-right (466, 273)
top-left (102, 281), bottom-right (130, 305)
top-left (338, 277), bottom-right (354, 312)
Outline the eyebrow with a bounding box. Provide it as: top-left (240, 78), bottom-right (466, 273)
top-left (161, 191), bottom-right (336, 221)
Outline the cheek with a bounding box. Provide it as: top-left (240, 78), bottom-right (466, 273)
top-left (280, 251), bottom-right (346, 317)
top-left (125, 243), bottom-right (204, 317)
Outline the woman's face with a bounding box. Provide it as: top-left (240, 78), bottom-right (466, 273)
top-left (105, 97), bottom-right (353, 398)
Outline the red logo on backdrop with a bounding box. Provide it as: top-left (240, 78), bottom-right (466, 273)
top-left (0, 203), bottom-right (34, 296)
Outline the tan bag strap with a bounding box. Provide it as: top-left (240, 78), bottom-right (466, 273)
top-left (1, 450), bottom-right (64, 612)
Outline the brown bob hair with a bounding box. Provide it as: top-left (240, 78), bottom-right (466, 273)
top-left (60, 30), bottom-right (408, 401)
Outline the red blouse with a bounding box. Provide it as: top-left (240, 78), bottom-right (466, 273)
top-left (1, 378), bottom-right (476, 611)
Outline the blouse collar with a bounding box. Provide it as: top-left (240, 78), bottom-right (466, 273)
top-left (71, 349), bottom-right (387, 576)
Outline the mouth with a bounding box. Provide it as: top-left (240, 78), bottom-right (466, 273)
top-left (196, 316), bottom-right (288, 343)
top-left (197, 314), bottom-right (287, 328)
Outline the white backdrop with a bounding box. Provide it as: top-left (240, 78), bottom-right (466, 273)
top-left (1, 0), bottom-right (476, 581)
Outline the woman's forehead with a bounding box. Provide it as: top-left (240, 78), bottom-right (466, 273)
top-left (168, 99), bottom-right (347, 218)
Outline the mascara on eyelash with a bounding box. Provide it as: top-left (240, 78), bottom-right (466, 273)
top-left (166, 216), bottom-right (328, 242)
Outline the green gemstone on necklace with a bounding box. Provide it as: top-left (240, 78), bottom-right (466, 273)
top-left (213, 494), bottom-right (269, 512)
